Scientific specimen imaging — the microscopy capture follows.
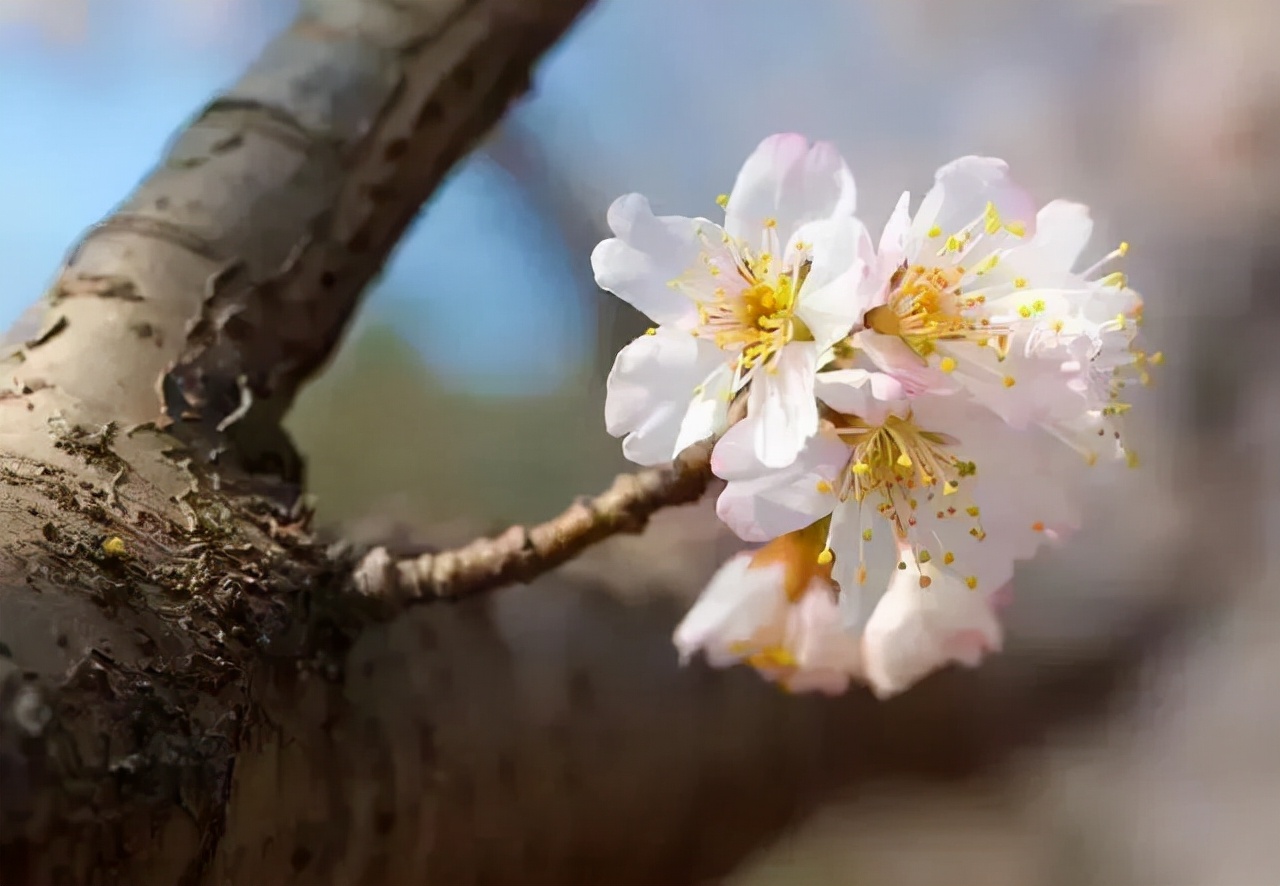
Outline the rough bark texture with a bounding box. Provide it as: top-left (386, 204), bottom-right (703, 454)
top-left (0, 1), bottom-right (1205, 884)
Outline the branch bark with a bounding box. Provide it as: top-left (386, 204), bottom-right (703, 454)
top-left (354, 439), bottom-right (716, 603)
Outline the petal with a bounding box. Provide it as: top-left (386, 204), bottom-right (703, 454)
top-left (854, 330), bottom-right (959, 396)
top-left (725, 134), bottom-right (857, 247)
top-left (814, 368), bottom-right (908, 425)
top-left (715, 431), bottom-right (848, 542)
top-left (860, 556), bottom-right (1004, 699)
top-left (783, 581), bottom-right (863, 694)
top-left (909, 156), bottom-right (1037, 246)
top-left (792, 216), bottom-right (875, 351)
top-left (1026, 200), bottom-right (1094, 273)
top-left (743, 343), bottom-right (821, 469)
top-left (673, 555), bottom-right (787, 667)
top-left (592, 193), bottom-right (711, 327)
top-left (605, 328), bottom-right (731, 465)
top-left (877, 190), bottom-right (913, 270)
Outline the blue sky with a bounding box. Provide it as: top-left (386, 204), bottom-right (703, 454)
top-left (2, 0), bottom-right (1096, 395)
top-left (0, 0), bottom-right (596, 395)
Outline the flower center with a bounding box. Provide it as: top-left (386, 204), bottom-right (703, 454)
top-left (672, 219), bottom-right (816, 374)
top-left (825, 412), bottom-right (985, 585)
top-left (865, 263), bottom-right (1006, 360)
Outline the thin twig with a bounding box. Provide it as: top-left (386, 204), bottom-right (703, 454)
top-left (353, 439), bottom-right (716, 603)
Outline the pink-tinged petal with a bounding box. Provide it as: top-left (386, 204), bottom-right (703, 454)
top-left (725, 134), bottom-right (857, 247)
top-left (909, 156), bottom-right (1037, 247)
top-left (744, 343), bottom-right (820, 469)
top-left (853, 330), bottom-right (959, 396)
top-left (791, 217), bottom-right (875, 351)
top-left (814, 368), bottom-right (908, 425)
top-left (783, 581), bottom-right (863, 694)
top-left (878, 190), bottom-right (913, 270)
top-left (715, 432), bottom-right (848, 542)
top-left (673, 555), bottom-right (787, 667)
top-left (605, 328), bottom-right (731, 466)
top-left (1024, 200), bottom-right (1094, 273)
top-left (860, 553), bottom-right (1004, 699)
top-left (592, 193), bottom-right (710, 327)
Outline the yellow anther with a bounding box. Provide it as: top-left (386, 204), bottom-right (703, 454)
top-left (1150, 351), bottom-right (1165, 365)
top-left (102, 536), bottom-right (126, 557)
top-left (943, 480), bottom-right (959, 495)
top-left (862, 528), bottom-right (873, 542)
top-left (1101, 271), bottom-right (1127, 288)
top-left (851, 461), bottom-right (871, 476)
top-left (896, 452), bottom-right (913, 468)
top-left (918, 550), bottom-right (932, 563)
top-left (715, 193), bottom-right (729, 208)
top-left (1002, 375), bottom-right (1016, 388)
top-left (815, 479), bottom-right (833, 494)
top-left (966, 506), bottom-right (980, 518)
top-left (1126, 450), bottom-right (1141, 469)
top-left (1052, 319), bottom-right (1065, 333)
top-left (817, 548), bottom-right (834, 566)
top-left (1013, 277), bottom-right (1028, 288)
top-left (974, 254), bottom-right (1000, 274)
top-left (927, 225), bottom-right (942, 238)
top-left (1005, 221), bottom-right (1026, 237)
top-left (944, 234), bottom-right (965, 253)
top-left (939, 356), bottom-right (957, 374)
top-left (964, 576), bottom-right (978, 589)
top-left (943, 551), bottom-right (955, 565)
top-left (856, 563), bottom-right (868, 585)
top-left (763, 217), bottom-right (778, 229)
top-left (1018, 305), bottom-right (1032, 319)
top-left (645, 327), bottom-right (657, 335)
top-left (1118, 241), bottom-right (1130, 256)
top-left (1031, 299), bottom-right (1046, 313)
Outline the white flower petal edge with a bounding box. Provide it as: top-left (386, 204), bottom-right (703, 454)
top-left (591, 193), bottom-right (706, 329)
top-left (860, 545), bottom-right (1005, 699)
top-left (596, 134), bottom-right (869, 468)
top-left (724, 133), bottom-right (857, 250)
top-left (673, 529), bottom-right (862, 695)
top-left (605, 328), bottom-right (732, 466)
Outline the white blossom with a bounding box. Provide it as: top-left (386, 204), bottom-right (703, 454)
top-left (594, 134), bottom-right (872, 468)
top-left (712, 368), bottom-right (1082, 667)
top-left (854, 156), bottom-right (1156, 466)
top-left (674, 524), bottom-right (862, 695)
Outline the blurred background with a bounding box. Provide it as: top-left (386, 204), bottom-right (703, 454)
top-left (3, 0), bottom-right (1277, 883)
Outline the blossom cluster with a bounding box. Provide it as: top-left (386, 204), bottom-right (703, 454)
top-left (593, 134), bottom-right (1157, 698)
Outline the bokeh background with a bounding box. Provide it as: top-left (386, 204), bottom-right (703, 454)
top-left (3, 0), bottom-right (1278, 882)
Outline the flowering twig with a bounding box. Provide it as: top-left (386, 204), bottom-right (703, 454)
top-left (353, 439), bottom-right (716, 604)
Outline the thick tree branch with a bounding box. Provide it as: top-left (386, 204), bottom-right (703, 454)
top-left (5, 0), bottom-right (595, 459)
top-left (354, 439), bottom-right (716, 603)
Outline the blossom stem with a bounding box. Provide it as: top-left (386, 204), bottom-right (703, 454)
top-left (353, 438), bottom-right (717, 604)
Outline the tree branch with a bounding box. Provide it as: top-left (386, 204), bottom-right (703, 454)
top-left (354, 438), bottom-right (716, 602)
top-left (5, 0), bottom-right (595, 460)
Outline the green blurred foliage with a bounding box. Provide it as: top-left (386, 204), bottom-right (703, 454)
top-left (287, 321), bottom-right (628, 528)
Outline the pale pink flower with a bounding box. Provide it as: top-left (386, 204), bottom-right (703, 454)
top-left (595, 134), bottom-right (873, 469)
